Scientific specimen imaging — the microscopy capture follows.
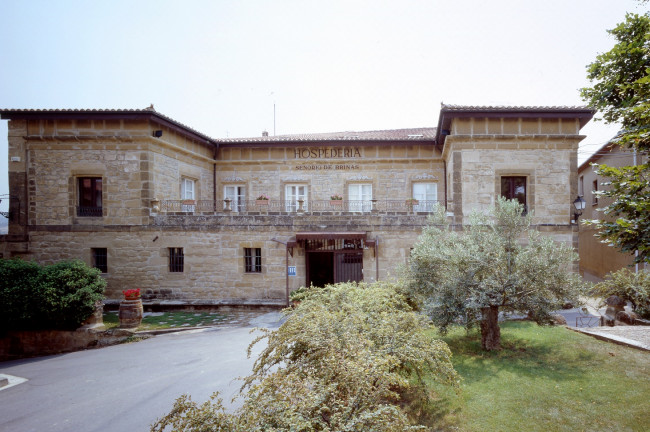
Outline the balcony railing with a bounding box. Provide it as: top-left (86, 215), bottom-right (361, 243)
top-left (157, 199), bottom-right (442, 214)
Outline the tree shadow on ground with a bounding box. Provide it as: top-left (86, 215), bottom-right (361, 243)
top-left (435, 321), bottom-right (597, 385)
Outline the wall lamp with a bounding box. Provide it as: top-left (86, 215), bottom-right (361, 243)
top-left (573, 195), bottom-right (586, 223)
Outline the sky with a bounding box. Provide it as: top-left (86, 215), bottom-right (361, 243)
top-left (0, 0), bottom-right (648, 212)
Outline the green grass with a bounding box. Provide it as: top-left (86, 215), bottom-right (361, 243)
top-left (102, 311), bottom-right (229, 331)
top-left (426, 321), bottom-right (650, 432)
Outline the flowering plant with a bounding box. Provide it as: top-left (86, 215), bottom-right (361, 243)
top-left (122, 288), bottom-right (141, 299)
top-left (405, 198), bottom-right (419, 204)
top-left (330, 194), bottom-right (343, 200)
top-left (256, 194), bottom-right (270, 200)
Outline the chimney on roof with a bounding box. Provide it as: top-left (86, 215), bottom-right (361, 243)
top-left (262, 131), bottom-right (269, 137)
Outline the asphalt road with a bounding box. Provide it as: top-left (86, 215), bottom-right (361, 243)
top-left (0, 312), bottom-right (283, 432)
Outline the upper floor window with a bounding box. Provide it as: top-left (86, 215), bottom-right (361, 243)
top-left (501, 176), bottom-right (527, 214)
top-left (78, 177), bottom-right (102, 217)
top-left (592, 180), bottom-right (598, 205)
top-left (578, 175), bottom-right (584, 197)
top-left (412, 182), bottom-right (437, 212)
top-left (181, 178), bottom-right (195, 211)
top-left (225, 185), bottom-right (246, 212)
top-left (92, 248), bottom-right (108, 273)
top-left (348, 183), bottom-right (372, 212)
top-left (285, 184), bottom-right (308, 212)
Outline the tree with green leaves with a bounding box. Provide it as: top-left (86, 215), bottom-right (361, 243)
top-left (152, 281), bottom-right (460, 431)
top-left (580, 11), bottom-right (650, 263)
top-left (406, 199), bottom-right (584, 351)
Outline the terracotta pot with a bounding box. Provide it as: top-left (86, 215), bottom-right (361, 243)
top-left (119, 298), bottom-right (143, 329)
top-left (256, 200), bottom-right (269, 205)
top-left (330, 200), bottom-right (343, 206)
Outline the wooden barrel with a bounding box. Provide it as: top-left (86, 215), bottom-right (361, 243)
top-left (118, 299), bottom-right (143, 329)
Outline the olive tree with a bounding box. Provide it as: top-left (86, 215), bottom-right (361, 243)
top-left (406, 198), bottom-right (585, 351)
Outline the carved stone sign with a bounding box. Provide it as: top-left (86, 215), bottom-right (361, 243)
top-left (293, 147), bottom-right (362, 159)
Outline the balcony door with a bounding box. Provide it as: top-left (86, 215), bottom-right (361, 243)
top-left (285, 184), bottom-right (308, 212)
top-left (348, 183), bottom-right (372, 212)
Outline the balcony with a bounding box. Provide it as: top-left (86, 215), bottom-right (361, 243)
top-left (155, 199), bottom-right (442, 215)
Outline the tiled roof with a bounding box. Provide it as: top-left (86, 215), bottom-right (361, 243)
top-left (0, 107), bottom-right (219, 145)
top-left (220, 127), bottom-right (437, 143)
top-left (441, 104), bottom-right (594, 113)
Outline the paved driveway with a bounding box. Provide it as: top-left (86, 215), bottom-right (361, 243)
top-left (0, 312), bottom-right (283, 432)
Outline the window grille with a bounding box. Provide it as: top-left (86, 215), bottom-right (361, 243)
top-left (92, 248), bottom-right (108, 273)
top-left (169, 247), bottom-right (184, 272)
top-left (244, 248), bottom-right (262, 273)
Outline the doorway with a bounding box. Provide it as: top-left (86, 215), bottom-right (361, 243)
top-left (306, 250), bottom-right (363, 287)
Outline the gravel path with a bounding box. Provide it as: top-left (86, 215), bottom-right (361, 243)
top-left (577, 325), bottom-right (650, 351)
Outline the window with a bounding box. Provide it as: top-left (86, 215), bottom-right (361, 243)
top-left (78, 177), bottom-right (102, 217)
top-left (225, 185), bottom-right (246, 212)
top-left (169, 247), bottom-right (184, 272)
top-left (412, 182), bottom-right (437, 212)
top-left (501, 176), bottom-right (527, 214)
top-left (592, 180), bottom-right (598, 205)
top-left (92, 248), bottom-right (107, 273)
top-left (285, 184), bottom-right (308, 212)
top-left (244, 248), bottom-right (262, 273)
top-left (578, 175), bottom-right (584, 197)
top-left (348, 183), bottom-right (372, 212)
top-left (181, 178), bottom-right (195, 211)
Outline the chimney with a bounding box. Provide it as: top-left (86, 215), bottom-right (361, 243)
top-left (262, 131), bottom-right (269, 137)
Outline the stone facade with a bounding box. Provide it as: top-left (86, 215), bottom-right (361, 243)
top-left (0, 105), bottom-right (593, 306)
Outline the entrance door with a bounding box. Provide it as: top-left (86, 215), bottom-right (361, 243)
top-left (307, 252), bottom-right (334, 287)
top-left (306, 251), bottom-right (363, 287)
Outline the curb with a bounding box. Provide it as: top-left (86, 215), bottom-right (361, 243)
top-left (567, 326), bottom-right (650, 352)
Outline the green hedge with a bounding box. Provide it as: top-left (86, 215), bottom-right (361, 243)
top-left (0, 258), bottom-right (106, 332)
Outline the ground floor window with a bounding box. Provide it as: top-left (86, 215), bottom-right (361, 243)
top-left (92, 248), bottom-right (107, 273)
top-left (169, 247), bottom-right (184, 272)
top-left (244, 247), bottom-right (262, 273)
top-left (501, 176), bottom-right (527, 214)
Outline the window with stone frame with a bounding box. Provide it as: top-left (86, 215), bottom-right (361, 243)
top-left (77, 177), bottom-right (103, 217)
top-left (224, 185), bottom-right (246, 212)
top-left (92, 248), bottom-right (108, 273)
top-left (169, 247), bottom-right (184, 272)
top-left (244, 247), bottom-right (262, 273)
top-left (412, 182), bottom-right (437, 212)
top-left (592, 180), bottom-right (598, 205)
top-left (501, 176), bottom-right (527, 214)
top-left (285, 184), bottom-right (308, 212)
top-left (181, 178), bottom-right (196, 212)
top-left (348, 183), bottom-right (372, 212)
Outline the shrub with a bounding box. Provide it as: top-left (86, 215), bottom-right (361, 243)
top-left (152, 281), bottom-right (460, 431)
top-left (0, 258), bottom-right (106, 331)
top-left (593, 268), bottom-right (650, 318)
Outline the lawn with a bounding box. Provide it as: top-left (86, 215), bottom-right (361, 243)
top-left (102, 311), bottom-right (230, 331)
top-left (427, 321), bottom-right (649, 431)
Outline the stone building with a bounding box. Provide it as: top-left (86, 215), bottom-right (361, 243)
top-left (0, 105), bottom-right (593, 307)
top-left (577, 142), bottom-right (647, 280)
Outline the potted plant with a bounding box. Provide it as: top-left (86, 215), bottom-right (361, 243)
top-left (405, 198), bottom-right (419, 205)
top-left (256, 194), bottom-right (270, 205)
top-left (119, 288), bottom-right (143, 329)
top-left (330, 193), bottom-right (343, 206)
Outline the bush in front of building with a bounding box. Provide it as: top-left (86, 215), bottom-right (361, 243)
top-left (0, 258), bottom-right (106, 332)
top-left (151, 281), bottom-right (460, 432)
top-left (593, 268), bottom-right (650, 319)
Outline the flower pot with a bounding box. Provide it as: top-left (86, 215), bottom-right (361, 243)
top-left (330, 200), bottom-right (343, 206)
top-left (119, 298), bottom-right (143, 329)
top-left (256, 199), bottom-right (269, 205)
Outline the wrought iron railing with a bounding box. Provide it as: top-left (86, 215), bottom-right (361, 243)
top-left (158, 199), bottom-right (442, 214)
top-left (77, 206), bottom-right (103, 217)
